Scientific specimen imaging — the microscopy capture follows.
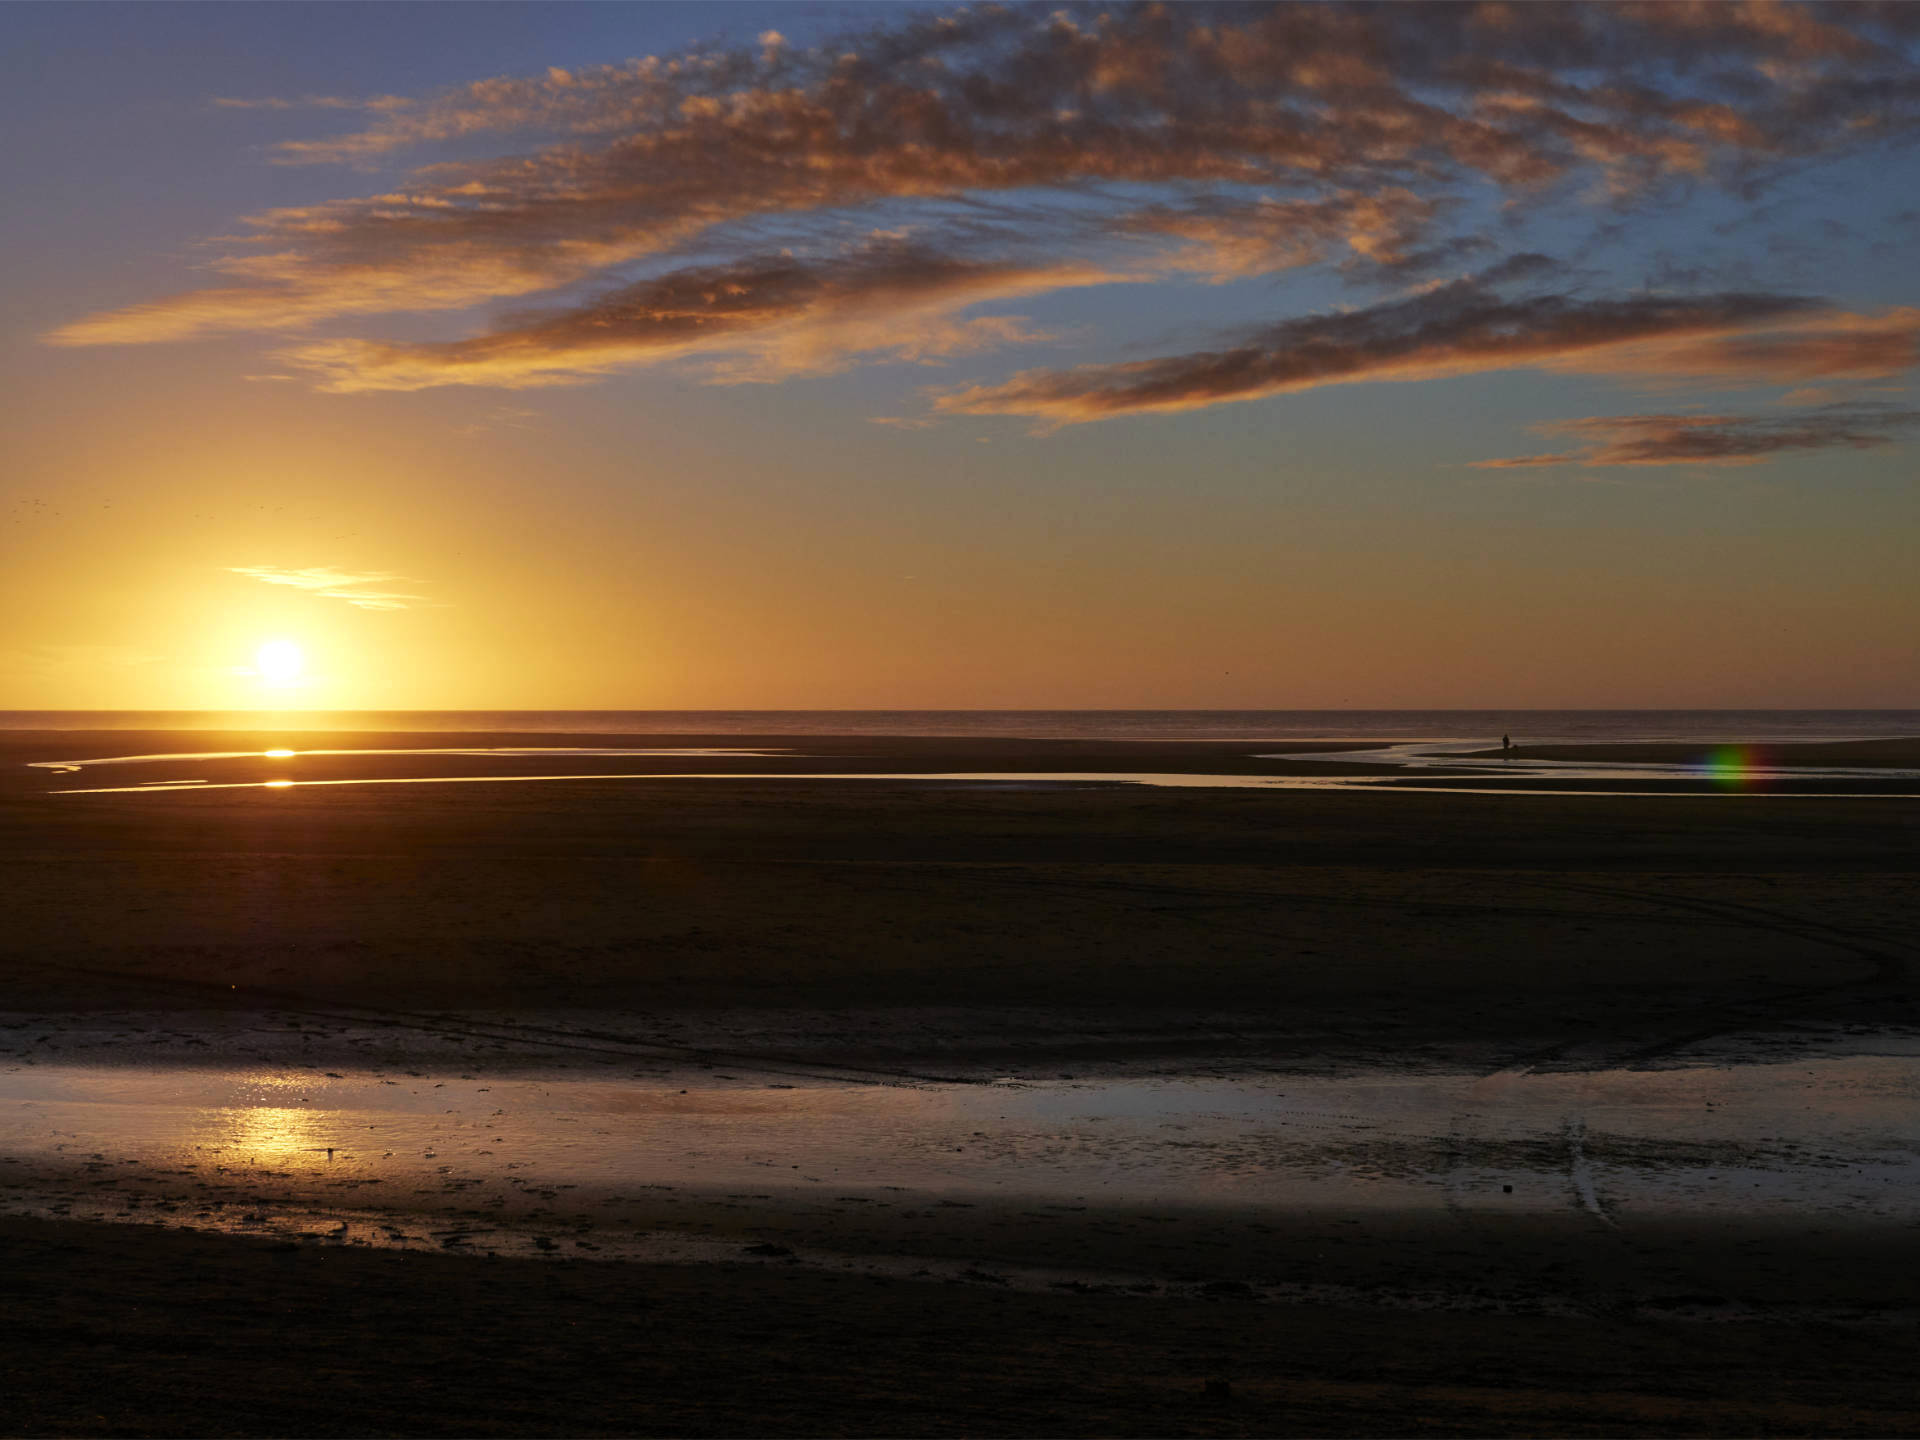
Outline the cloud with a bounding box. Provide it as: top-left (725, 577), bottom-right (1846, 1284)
top-left (45, 2), bottom-right (1920, 362)
top-left (453, 404), bottom-right (542, 438)
top-left (229, 565), bottom-right (433, 610)
top-left (933, 272), bottom-right (1827, 424)
top-left (1115, 188), bottom-right (1445, 281)
top-left (212, 95), bottom-right (409, 112)
top-left (1473, 404), bottom-right (1920, 468)
top-left (1561, 307), bottom-right (1920, 388)
top-left (283, 241), bottom-right (1121, 392)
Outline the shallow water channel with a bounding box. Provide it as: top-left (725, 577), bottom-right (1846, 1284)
top-left (5, 1054), bottom-right (1916, 1252)
top-left (29, 740), bottom-right (1920, 796)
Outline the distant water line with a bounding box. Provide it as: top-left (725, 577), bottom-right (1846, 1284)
top-left (6, 709), bottom-right (1920, 744)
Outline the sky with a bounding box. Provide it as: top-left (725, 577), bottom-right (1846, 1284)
top-left (4, 0), bottom-right (1918, 711)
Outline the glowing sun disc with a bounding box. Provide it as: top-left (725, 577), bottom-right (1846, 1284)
top-left (255, 640), bottom-right (305, 686)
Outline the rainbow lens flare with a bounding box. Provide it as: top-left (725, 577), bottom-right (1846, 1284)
top-left (1701, 744), bottom-right (1759, 789)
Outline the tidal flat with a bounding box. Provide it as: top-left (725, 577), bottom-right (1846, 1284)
top-left (3, 730), bottom-right (1918, 1435)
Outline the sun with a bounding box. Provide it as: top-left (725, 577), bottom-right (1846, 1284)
top-left (255, 639), bottom-right (306, 688)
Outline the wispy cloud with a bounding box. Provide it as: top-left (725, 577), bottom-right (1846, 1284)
top-left (43, 1), bottom-right (1920, 401)
top-left (284, 241), bottom-right (1119, 392)
top-left (212, 94), bottom-right (409, 113)
top-left (229, 565), bottom-right (434, 610)
top-left (1114, 189), bottom-right (1448, 283)
top-left (934, 268), bottom-right (1828, 425)
top-left (1472, 404), bottom-right (1920, 469)
top-left (453, 404), bottom-right (542, 438)
top-left (1558, 307), bottom-right (1920, 388)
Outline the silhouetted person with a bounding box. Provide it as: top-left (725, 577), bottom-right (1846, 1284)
top-left (1502, 733), bottom-right (1512, 759)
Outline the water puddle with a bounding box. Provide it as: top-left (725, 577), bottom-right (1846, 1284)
top-left (5, 1056), bottom-right (1915, 1220)
top-left (45, 769), bottom-right (1920, 798)
top-left (9, 1053), bottom-right (1918, 1319)
top-left (27, 743), bottom-right (1918, 797)
top-left (29, 746), bottom-right (785, 775)
top-left (44, 769), bottom-right (1364, 796)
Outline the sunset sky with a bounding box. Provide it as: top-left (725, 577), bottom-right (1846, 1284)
top-left (5, 1), bottom-right (1918, 711)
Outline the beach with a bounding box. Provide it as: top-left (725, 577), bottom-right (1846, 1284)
top-left (3, 728), bottom-right (1919, 1434)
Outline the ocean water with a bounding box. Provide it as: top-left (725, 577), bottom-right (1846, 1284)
top-left (3, 709), bottom-right (1917, 743)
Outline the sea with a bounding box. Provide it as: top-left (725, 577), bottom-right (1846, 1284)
top-left (2, 710), bottom-right (1916, 744)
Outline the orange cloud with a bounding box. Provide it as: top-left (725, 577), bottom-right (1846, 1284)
top-left (1472, 405), bottom-right (1920, 468)
top-left (46, 3), bottom-right (1920, 358)
top-left (1117, 188), bottom-right (1447, 281)
top-left (1559, 307), bottom-right (1920, 387)
top-left (284, 244), bottom-right (1123, 392)
top-left (934, 279), bottom-right (1826, 424)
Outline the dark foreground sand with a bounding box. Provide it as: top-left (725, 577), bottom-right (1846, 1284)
top-left (3, 730), bottom-right (1919, 1435)
top-left (8, 1211), bottom-right (1920, 1439)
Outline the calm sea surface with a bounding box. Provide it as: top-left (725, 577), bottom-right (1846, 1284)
top-left (4, 710), bottom-right (1917, 743)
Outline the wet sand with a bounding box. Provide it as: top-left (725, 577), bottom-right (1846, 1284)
top-left (3, 729), bottom-right (1919, 1434)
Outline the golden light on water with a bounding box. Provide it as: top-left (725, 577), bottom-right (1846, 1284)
top-left (264, 748), bottom-right (295, 758)
top-left (213, 1073), bottom-right (339, 1165)
top-left (220, 1105), bottom-right (326, 1161)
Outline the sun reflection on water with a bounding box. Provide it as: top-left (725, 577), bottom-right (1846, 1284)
top-left (205, 1073), bottom-right (342, 1165)
top-left (216, 1105), bottom-right (333, 1163)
